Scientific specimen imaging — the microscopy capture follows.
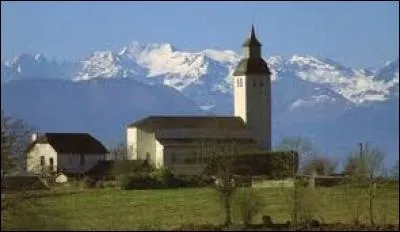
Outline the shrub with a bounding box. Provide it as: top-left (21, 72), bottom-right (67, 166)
top-left (117, 173), bottom-right (157, 190)
top-left (81, 176), bottom-right (96, 189)
top-left (149, 167), bottom-right (175, 188)
top-left (174, 175), bottom-right (214, 188)
top-left (95, 181), bottom-right (104, 189)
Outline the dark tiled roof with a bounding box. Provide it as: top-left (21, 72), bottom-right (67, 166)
top-left (233, 58), bottom-right (271, 76)
top-left (128, 116), bottom-right (246, 131)
top-left (26, 133), bottom-right (109, 154)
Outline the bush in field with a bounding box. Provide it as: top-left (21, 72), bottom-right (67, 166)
top-left (117, 173), bottom-right (157, 190)
top-left (174, 175), bottom-right (214, 188)
top-left (149, 167), bottom-right (175, 188)
top-left (95, 181), bottom-right (104, 189)
top-left (81, 176), bottom-right (96, 189)
top-left (234, 187), bottom-right (265, 227)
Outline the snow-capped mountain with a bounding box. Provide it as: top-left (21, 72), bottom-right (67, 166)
top-left (1, 53), bottom-right (77, 84)
top-left (1, 42), bottom-right (398, 166)
top-left (2, 42), bottom-right (398, 109)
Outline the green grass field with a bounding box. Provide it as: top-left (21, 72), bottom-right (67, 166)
top-left (2, 186), bottom-right (399, 230)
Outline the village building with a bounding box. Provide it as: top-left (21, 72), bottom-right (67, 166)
top-left (26, 133), bottom-right (109, 176)
top-left (126, 26), bottom-right (272, 175)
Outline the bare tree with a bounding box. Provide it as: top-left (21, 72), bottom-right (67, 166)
top-left (108, 142), bottom-right (128, 161)
top-left (201, 139), bottom-right (244, 227)
top-left (301, 155), bottom-right (338, 176)
top-left (389, 159), bottom-right (399, 181)
top-left (275, 136), bottom-right (319, 173)
top-left (344, 142), bottom-right (385, 226)
top-left (1, 110), bottom-right (34, 174)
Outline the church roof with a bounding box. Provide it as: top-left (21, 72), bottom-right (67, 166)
top-left (232, 58), bottom-right (271, 76)
top-left (128, 116), bottom-right (247, 131)
top-left (25, 133), bottom-right (109, 154)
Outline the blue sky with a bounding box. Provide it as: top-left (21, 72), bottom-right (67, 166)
top-left (1, 1), bottom-right (399, 68)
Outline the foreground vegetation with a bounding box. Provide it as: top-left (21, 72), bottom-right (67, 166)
top-left (2, 185), bottom-right (399, 230)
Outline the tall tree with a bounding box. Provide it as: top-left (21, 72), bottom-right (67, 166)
top-left (201, 139), bottom-right (243, 227)
top-left (1, 111), bottom-right (33, 174)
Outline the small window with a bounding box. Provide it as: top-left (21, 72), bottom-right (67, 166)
top-left (146, 152), bottom-right (150, 161)
top-left (40, 156), bottom-right (45, 166)
top-left (260, 81), bottom-right (264, 87)
top-left (236, 79), bottom-right (240, 87)
top-left (253, 80), bottom-right (256, 87)
top-left (80, 154), bottom-right (85, 166)
top-left (49, 158), bottom-right (54, 171)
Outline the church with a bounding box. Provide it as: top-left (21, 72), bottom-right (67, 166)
top-left (126, 26), bottom-right (272, 175)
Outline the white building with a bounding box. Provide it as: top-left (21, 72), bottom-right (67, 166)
top-left (126, 26), bottom-right (272, 175)
top-left (26, 133), bottom-right (109, 175)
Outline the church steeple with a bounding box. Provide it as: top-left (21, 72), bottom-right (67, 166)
top-left (232, 25), bottom-right (272, 150)
top-left (242, 25), bottom-right (262, 47)
top-left (242, 25), bottom-right (262, 58)
top-left (233, 25), bottom-right (270, 76)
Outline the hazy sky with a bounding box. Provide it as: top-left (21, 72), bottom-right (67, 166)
top-left (1, 1), bottom-right (399, 68)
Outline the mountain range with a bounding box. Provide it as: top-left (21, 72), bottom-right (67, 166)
top-left (1, 42), bottom-right (398, 167)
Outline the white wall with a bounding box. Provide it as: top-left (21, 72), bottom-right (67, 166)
top-left (234, 75), bottom-right (247, 122)
top-left (126, 127), bottom-right (138, 160)
top-left (136, 128), bottom-right (156, 165)
top-left (155, 140), bottom-right (164, 168)
top-left (57, 153), bottom-right (106, 174)
top-left (27, 144), bottom-right (57, 174)
top-left (234, 73), bottom-right (271, 150)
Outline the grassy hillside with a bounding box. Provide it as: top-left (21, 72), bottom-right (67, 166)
top-left (2, 186), bottom-right (399, 230)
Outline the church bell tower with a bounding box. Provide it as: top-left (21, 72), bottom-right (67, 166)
top-left (232, 25), bottom-right (272, 150)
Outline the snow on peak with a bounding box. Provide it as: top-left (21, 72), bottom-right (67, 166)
top-left (75, 51), bottom-right (124, 81)
top-left (202, 49), bottom-right (241, 64)
top-left (2, 44), bottom-right (398, 107)
top-left (34, 53), bottom-right (46, 62)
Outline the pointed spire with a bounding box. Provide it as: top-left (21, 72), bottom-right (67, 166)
top-left (242, 25), bottom-right (262, 47)
top-left (250, 24), bottom-right (256, 39)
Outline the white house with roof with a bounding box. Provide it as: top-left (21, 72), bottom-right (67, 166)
top-left (126, 26), bottom-right (272, 175)
top-left (26, 133), bottom-right (109, 175)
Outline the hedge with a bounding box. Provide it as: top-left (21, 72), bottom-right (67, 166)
top-left (204, 151), bottom-right (298, 179)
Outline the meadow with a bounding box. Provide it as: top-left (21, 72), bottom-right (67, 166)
top-left (2, 185), bottom-right (399, 230)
